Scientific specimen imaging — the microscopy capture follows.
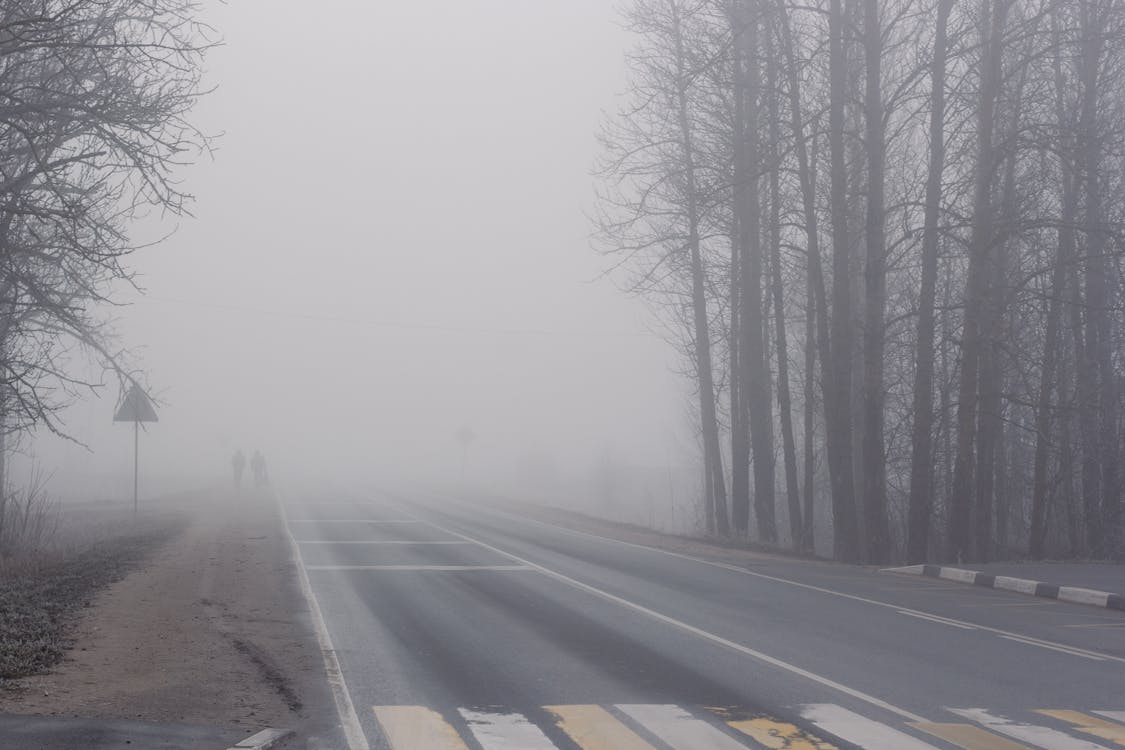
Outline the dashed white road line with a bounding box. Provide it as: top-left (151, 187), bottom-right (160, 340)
top-left (305, 565), bottom-right (533, 572)
top-left (998, 635), bottom-right (1105, 661)
top-left (296, 540), bottom-right (472, 545)
top-left (898, 610), bottom-right (978, 630)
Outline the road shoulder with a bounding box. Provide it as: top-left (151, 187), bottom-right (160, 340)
top-left (0, 488), bottom-right (338, 746)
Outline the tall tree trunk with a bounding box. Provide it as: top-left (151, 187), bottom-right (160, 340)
top-left (735, 0), bottom-right (777, 542)
top-left (1031, 13), bottom-right (1077, 558)
top-left (777, 0), bottom-right (824, 554)
top-left (827, 0), bottom-right (860, 562)
top-left (730, 4), bottom-right (751, 537)
top-left (669, 0), bottom-right (729, 536)
top-left (766, 22), bottom-right (802, 549)
top-left (906, 0), bottom-right (952, 564)
top-left (949, 0), bottom-right (1006, 563)
top-left (1078, 0), bottom-right (1118, 558)
top-left (860, 0), bottom-right (890, 564)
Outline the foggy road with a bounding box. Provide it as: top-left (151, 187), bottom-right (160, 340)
top-left (281, 490), bottom-right (1125, 750)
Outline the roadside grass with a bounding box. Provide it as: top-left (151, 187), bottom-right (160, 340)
top-left (0, 504), bottom-right (187, 686)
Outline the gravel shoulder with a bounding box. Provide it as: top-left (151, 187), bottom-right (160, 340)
top-left (0, 488), bottom-right (336, 743)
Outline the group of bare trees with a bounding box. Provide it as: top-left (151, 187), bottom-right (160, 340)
top-left (0, 0), bottom-right (210, 490)
top-left (597, 0), bottom-right (1125, 563)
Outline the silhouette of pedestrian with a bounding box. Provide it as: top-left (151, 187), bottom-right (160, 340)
top-left (250, 450), bottom-right (268, 487)
top-left (232, 449), bottom-right (246, 490)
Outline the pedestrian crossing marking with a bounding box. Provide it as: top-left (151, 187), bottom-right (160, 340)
top-left (950, 708), bottom-right (1111, 750)
top-left (801, 704), bottom-right (941, 750)
top-left (725, 715), bottom-right (839, 749)
top-left (545, 704), bottom-right (659, 750)
top-left (1037, 711), bottom-right (1125, 745)
top-left (912, 722), bottom-right (1032, 750)
top-left (369, 703), bottom-right (1125, 750)
top-left (616, 704), bottom-right (750, 749)
top-left (372, 706), bottom-right (469, 750)
top-left (459, 708), bottom-right (557, 749)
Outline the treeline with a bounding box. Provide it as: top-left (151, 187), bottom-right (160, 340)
top-left (596, 0), bottom-right (1125, 563)
top-left (0, 1), bottom-right (210, 474)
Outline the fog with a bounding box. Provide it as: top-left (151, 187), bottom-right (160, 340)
top-left (19, 1), bottom-right (696, 526)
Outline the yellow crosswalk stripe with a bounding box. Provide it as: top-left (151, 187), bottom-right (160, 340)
top-left (373, 706), bottom-right (471, 750)
top-left (545, 705), bottom-right (659, 750)
top-left (725, 715), bottom-right (839, 749)
top-left (912, 722), bottom-right (1032, 750)
top-left (1038, 710), bottom-right (1125, 746)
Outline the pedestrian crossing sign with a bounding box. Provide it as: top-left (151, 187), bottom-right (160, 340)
top-left (114, 383), bottom-right (158, 423)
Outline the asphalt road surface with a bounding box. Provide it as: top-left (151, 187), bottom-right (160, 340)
top-left (280, 487), bottom-right (1125, 750)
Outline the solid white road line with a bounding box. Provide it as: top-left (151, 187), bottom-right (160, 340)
top-left (800, 704), bottom-right (941, 750)
top-left (304, 565), bottom-right (534, 571)
top-left (422, 497), bottom-right (1125, 665)
top-left (998, 635), bottom-right (1105, 661)
top-left (615, 704), bottom-right (749, 750)
top-left (458, 708), bottom-right (559, 750)
top-left (409, 515), bottom-right (927, 722)
top-left (373, 706), bottom-right (470, 750)
top-left (277, 493), bottom-right (370, 750)
top-left (950, 708), bottom-right (1111, 750)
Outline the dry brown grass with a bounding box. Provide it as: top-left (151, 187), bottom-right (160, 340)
top-left (0, 496), bottom-right (188, 685)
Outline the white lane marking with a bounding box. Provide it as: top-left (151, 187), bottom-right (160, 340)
top-left (305, 565), bottom-right (534, 571)
top-left (998, 635), bottom-right (1105, 661)
top-left (898, 610), bottom-right (978, 630)
top-left (459, 708), bottom-right (558, 750)
top-left (951, 709), bottom-right (1112, 750)
top-left (801, 704), bottom-right (941, 750)
top-left (373, 706), bottom-right (470, 750)
top-left (424, 497), bottom-right (1125, 665)
top-left (296, 540), bottom-right (472, 545)
top-left (408, 515), bottom-right (925, 722)
top-left (1094, 712), bottom-right (1125, 723)
top-left (616, 704), bottom-right (748, 750)
top-left (278, 494), bottom-right (370, 750)
top-left (288, 519), bottom-right (423, 524)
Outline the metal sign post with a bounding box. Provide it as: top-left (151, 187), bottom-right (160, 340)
top-left (114, 384), bottom-right (158, 514)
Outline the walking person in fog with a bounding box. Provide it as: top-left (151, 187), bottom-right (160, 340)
top-left (250, 449), bottom-right (268, 487)
top-left (232, 449), bottom-right (246, 490)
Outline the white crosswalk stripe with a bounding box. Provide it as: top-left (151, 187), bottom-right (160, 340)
top-left (369, 702), bottom-right (1125, 750)
top-left (458, 708), bottom-right (558, 750)
top-left (950, 708), bottom-right (1113, 750)
top-left (801, 703), bottom-right (943, 750)
top-left (615, 704), bottom-right (753, 749)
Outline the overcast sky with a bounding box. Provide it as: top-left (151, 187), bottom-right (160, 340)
top-left (25, 0), bottom-right (690, 499)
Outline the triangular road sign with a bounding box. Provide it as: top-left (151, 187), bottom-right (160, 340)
top-left (114, 383), bottom-right (158, 423)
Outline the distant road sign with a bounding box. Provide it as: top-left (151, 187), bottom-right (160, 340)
top-left (114, 383), bottom-right (158, 423)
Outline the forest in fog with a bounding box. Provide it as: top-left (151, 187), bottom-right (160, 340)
top-left (597, 0), bottom-right (1125, 563)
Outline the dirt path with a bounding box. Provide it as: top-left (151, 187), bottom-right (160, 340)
top-left (0, 488), bottom-right (334, 738)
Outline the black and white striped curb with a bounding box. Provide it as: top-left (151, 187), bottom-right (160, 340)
top-left (883, 564), bottom-right (1125, 611)
top-left (226, 727), bottom-right (293, 750)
